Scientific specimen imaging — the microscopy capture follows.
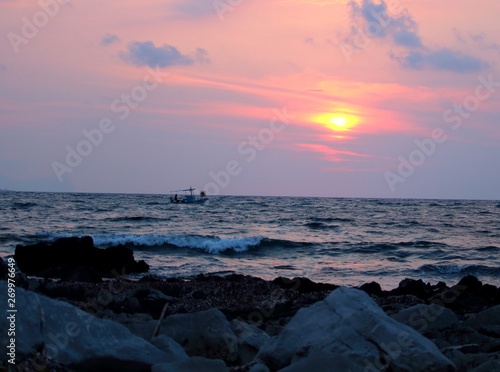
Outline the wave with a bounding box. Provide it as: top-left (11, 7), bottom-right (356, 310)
top-left (109, 216), bottom-right (160, 222)
top-left (34, 232), bottom-right (311, 254)
top-left (11, 201), bottom-right (37, 209)
top-left (91, 234), bottom-right (263, 254)
top-left (477, 246), bottom-right (499, 252)
top-left (346, 240), bottom-right (448, 254)
top-left (304, 222), bottom-right (340, 230)
top-left (348, 243), bottom-right (400, 254)
top-left (403, 240), bottom-right (448, 248)
top-left (418, 264), bottom-right (500, 277)
top-left (311, 217), bottom-right (354, 223)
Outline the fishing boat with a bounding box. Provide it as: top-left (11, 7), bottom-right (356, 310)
top-left (170, 187), bottom-right (207, 204)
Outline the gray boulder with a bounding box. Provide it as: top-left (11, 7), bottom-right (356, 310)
top-left (278, 350), bottom-right (359, 372)
top-left (159, 308), bottom-right (238, 362)
top-left (434, 326), bottom-right (500, 353)
top-left (152, 356), bottom-right (228, 372)
top-left (258, 287), bottom-right (455, 371)
top-left (109, 312), bottom-right (157, 341)
top-left (151, 335), bottom-right (189, 362)
top-left (392, 303), bottom-right (459, 334)
top-left (0, 282), bottom-right (171, 367)
top-left (463, 305), bottom-right (500, 328)
top-left (230, 319), bottom-right (271, 364)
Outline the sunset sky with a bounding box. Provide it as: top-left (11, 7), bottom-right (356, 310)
top-left (1, 0), bottom-right (499, 199)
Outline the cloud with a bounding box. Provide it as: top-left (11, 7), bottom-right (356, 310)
top-left (453, 29), bottom-right (500, 54)
top-left (348, 0), bottom-right (422, 47)
top-left (172, 0), bottom-right (216, 18)
top-left (101, 34), bottom-right (120, 47)
top-left (121, 41), bottom-right (210, 68)
top-left (345, 0), bottom-right (489, 73)
top-left (393, 48), bottom-right (490, 73)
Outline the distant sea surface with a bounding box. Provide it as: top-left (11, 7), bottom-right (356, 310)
top-left (1, 192), bottom-right (499, 289)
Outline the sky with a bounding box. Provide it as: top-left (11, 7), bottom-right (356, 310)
top-left (0, 0), bottom-right (499, 199)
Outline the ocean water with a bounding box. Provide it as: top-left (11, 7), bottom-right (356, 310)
top-left (1, 192), bottom-right (499, 289)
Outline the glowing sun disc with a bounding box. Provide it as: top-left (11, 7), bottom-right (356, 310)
top-left (314, 113), bottom-right (359, 132)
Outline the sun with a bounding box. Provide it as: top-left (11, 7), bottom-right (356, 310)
top-left (314, 113), bottom-right (359, 132)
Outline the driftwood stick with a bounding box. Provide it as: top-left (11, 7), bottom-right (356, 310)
top-left (151, 302), bottom-right (169, 341)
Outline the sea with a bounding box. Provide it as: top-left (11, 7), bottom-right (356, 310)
top-left (1, 192), bottom-right (499, 290)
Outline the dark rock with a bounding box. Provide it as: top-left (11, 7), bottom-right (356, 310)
top-left (389, 278), bottom-right (430, 300)
top-left (61, 266), bottom-right (103, 283)
top-left (480, 284), bottom-right (499, 301)
top-left (15, 272), bottom-right (29, 289)
top-left (14, 236), bottom-right (149, 278)
top-left (152, 357), bottom-right (228, 372)
top-left (0, 258), bottom-right (8, 280)
top-left (272, 276), bottom-right (338, 293)
top-left (150, 335), bottom-right (189, 362)
top-left (159, 308), bottom-right (238, 363)
top-left (38, 280), bottom-right (88, 302)
top-left (392, 303), bottom-right (459, 334)
top-left (458, 275), bottom-right (483, 291)
top-left (71, 357), bottom-right (151, 372)
top-left (439, 327), bottom-right (500, 353)
top-left (192, 289), bottom-right (207, 300)
top-left (110, 288), bottom-right (177, 318)
top-left (436, 277), bottom-right (494, 313)
top-left (230, 319), bottom-right (271, 365)
top-left (359, 281), bottom-right (383, 296)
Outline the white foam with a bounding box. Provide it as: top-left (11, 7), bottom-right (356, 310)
top-left (91, 234), bottom-right (264, 254)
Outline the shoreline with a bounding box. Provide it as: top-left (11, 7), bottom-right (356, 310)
top-left (2, 236), bottom-right (500, 370)
top-left (2, 269), bottom-right (500, 370)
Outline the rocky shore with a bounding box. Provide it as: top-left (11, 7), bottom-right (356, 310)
top-left (1, 237), bottom-right (500, 371)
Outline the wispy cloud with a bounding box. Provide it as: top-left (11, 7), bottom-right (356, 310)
top-left (101, 34), bottom-right (120, 47)
top-left (453, 29), bottom-right (500, 54)
top-left (297, 143), bottom-right (372, 163)
top-left (392, 48), bottom-right (490, 73)
top-left (120, 41), bottom-right (210, 68)
top-left (345, 0), bottom-right (490, 73)
top-left (171, 0), bottom-right (216, 18)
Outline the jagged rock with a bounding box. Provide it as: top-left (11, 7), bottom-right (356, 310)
top-left (389, 278), bottom-right (430, 300)
top-left (359, 281), bottom-right (384, 297)
top-left (440, 276), bottom-right (499, 312)
top-left (0, 282), bottom-right (171, 367)
top-left (258, 287), bottom-right (455, 371)
top-left (248, 363), bottom-right (270, 372)
top-left (278, 350), bottom-right (359, 372)
top-left (14, 236), bottom-right (149, 278)
top-left (272, 276), bottom-right (338, 293)
top-left (434, 326), bottom-right (500, 353)
top-left (61, 266), bottom-right (103, 283)
top-left (159, 308), bottom-right (238, 363)
top-left (151, 335), bottom-right (189, 362)
top-left (152, 357), bottom-right (228, 372)
top-left (463, 305), bottom-right (500, 329)
top-left (110, 287), bottom-right (176, 318)
top-left (230, 319), bottom-right (271, 364)
top-left (442, 349), bottom-right (500, 372)
top-left (468, 354), bottom-right (500, 371)
top-left (458, 275), bottom-right (483, 290)
top-left (0, 258), bottom-right (8, 280)
top-left (392, 303), bottom-right (459, 334)
top-left (107, 313), bottom-right (157, 341)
